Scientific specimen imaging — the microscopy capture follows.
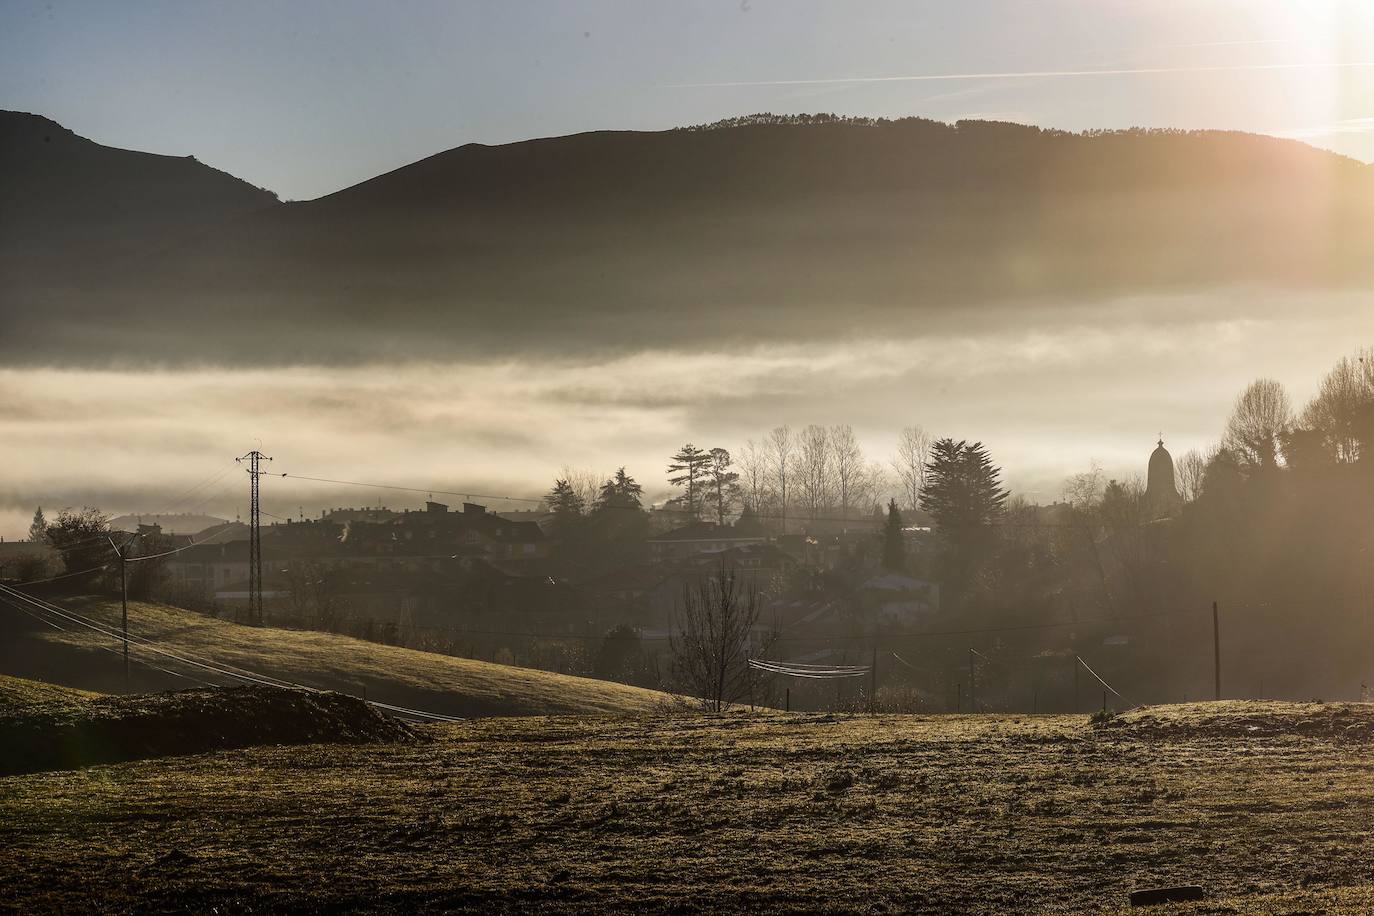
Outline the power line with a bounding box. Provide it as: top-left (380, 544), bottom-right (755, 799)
top-left (5, 519), bottom-right (253, 587)
top-left (0, 585), bottom-right (463, 723)
top-left (122, 522), bottom-right (245, 564)
top-left (749, 658), bottom-right (870, 679)
top-left (0, 591), bottom-right (218, 686)
top-left (39, 465), bottom-right (241, 556)
top-left (12, 588), bottom-right (464, 721)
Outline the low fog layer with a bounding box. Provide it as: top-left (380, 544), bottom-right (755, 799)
top-left (1, 290), bottom-right (1364, 538)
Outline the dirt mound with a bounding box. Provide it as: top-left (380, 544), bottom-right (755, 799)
top-left (0, 686), bottom-right (419, 775)
top-left (1095, 701), bottom-right (1374, 741)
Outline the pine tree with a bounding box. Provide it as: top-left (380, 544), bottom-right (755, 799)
top-left (545, 479), bottom-right (585, 535)
top-left (596, 468), bottom-right (644, 512)
top-left (881, 499), bottom-right (905, 572)
top-left (919, 439), bottom-right (1008, 582)
top-left (667, 444), bottom-right (712, 520)
top-left (704, 448), bottom-right (740, 525)
top-left (28, 507), bottom-right (47, 544)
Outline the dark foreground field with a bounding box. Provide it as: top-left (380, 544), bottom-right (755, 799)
top-left (4, 702), bottom-right (1374, 914)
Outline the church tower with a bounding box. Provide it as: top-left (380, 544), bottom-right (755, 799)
top-left (1145, 437), bottom-right (1183, 519)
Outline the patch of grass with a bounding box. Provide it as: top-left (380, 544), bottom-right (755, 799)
top-left (18, 597), bottom-right (672, 717)
top-left (4, 703), bottom-right (1374, 913)
top-left (0, 673), bottom-right (100, 707)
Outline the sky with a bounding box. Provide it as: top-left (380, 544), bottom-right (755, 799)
top-left (3, 1), bottom-right (1374, 538)
top-left (4, 0), bottom-right (1374, 200)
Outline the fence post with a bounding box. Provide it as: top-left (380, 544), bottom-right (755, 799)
top-left (747, 656), bottom-right (754, 712)
top-left (1213, 600), bottom-right (1222, 701)
top-left (870, 645), bottom-right (877, 715)
top-left (1074, 655), bottom-right (1081, 711)
top-left (969, 648), bottom-right (976, 713)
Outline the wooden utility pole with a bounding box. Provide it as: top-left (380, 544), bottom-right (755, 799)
top-left (1074, 655), bottom-right (1080, 711)
top-left (118, 549), bottom-right (128, 690)
top-left (869, 645), bottom-right (877, 715)
top-left (107, 534), bottom-right (135, 692)
top-left (968, 648), bottom-right (976, 713)
top-left (747, 656), bottom-right (754, 712)
top-left (237, 449), bottom-right (272, 626)
top-left (1213, 601), bottom-right (1222, 701)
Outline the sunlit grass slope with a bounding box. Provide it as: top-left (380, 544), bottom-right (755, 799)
top-left (23, 598), bottom-right (672, 717)
top-left (0, 673), bottom-right (99, 707)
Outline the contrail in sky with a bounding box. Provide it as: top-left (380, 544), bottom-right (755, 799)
top-left (666, 61), bottom-right (1374, 89)
top-left (1165, 38), bottom-right (1290, 49)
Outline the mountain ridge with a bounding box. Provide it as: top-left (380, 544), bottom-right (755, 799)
top-left (4, 111), bottom-right (1373, 365)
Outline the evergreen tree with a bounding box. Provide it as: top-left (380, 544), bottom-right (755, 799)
top-left (595, 468), bottom-right (644, 512)
top-left (667, 444), bottom-right (712, 519)
top-left (881, 499), bottom-right (905, 572)
top-left (919, 439), bottom-right (1008, 584)
top-left (27, 507), bottom-right (47, 544)
top-left (704, 448), bottom-right (741, 525)
top-left (545, 479), bottom-right (585, 535)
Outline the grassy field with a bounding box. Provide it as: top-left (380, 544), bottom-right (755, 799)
top-left (0, 672), bottom-right (100, 706)
top-left (1, 596), bottom-right (671, 717)
top-left (5, 701), bottom-right (1374, 913)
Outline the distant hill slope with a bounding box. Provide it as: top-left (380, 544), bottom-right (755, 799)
top-left (5, 113), bottom-right (1374, 363)
top-left (0, 596), bottom-right (672, 717)
top-left (0, 111), bottom-right (278, 275)
top-left (108, 513), bottom-right (230, 535)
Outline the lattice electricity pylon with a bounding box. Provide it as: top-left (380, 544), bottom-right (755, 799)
top-left (236, 449), bottom-right (272, 626)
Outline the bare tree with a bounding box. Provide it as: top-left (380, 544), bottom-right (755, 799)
top-left (1224, 378), bottom-right (1292, 471)
top-left (891, 425), bottom-right (932, 512)
top-left (559, 466), bottom-right (601, 514)
top-left (286, 560), bottom-right (313, 620)
top-left (286, 559), bottom-right (343, 629)
top-left (797, 424), bottom-right (834, 524)
top-left (767, 425), bottom-right (794, 534)
top-left (1098, 475), bottom-right (1151, 608)
top-left (736, 438), bottom-right (772, 515)
top-left (829, 424), bottom-right (869, 521)
top-left (1176, 448), bottom-right (1208, 503)
top-left (1061, 461), bottom-right (1105, 509)
top-left (670, 561), bottom-right (769, 711)
top-left (864, 461), bottom-right (889, 514)
top-left (1301, 348), bottom-right (1374, 464)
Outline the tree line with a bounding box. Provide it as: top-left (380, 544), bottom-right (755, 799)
top-left (546, 424), bottom-right (945, 534)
